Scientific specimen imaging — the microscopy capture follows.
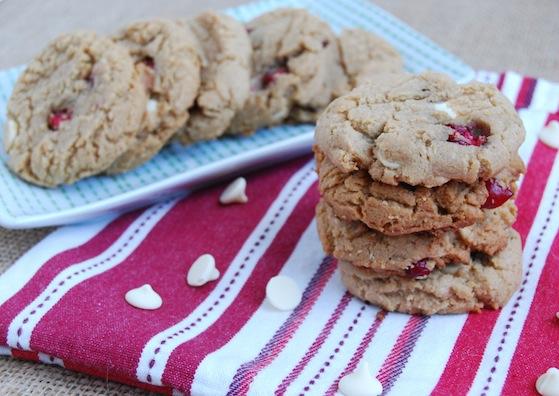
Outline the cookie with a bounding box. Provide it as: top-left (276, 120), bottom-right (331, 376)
top-left (4, 32), bottom-right (147, 187)
top-left (315, 72), bottom-right (526, 187)
top-left (338, 228), bottom-right (522, 315)
top-left (316, 199), bottom-right (515, 278)
top-left (176, 11), bottom-right (251, 144)
top-left (337, 28), bottom-right (404, 88)
top-left (227, 8), bottom-right (348, 134)
top-left (107, 19), bottom-right (201, 173)
top-left (315, 147), bottom-right (522, 235)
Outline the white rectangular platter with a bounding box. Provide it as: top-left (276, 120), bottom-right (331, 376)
top-left (0, 0), bottom-right (475, 228)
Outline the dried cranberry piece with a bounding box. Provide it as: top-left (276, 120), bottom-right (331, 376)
top-left (48, 109), bottom-right (72, 131)
top-left (482, 179), bottom-right (513, 209)
top-left (141, 56), bottom-right (155, 69)
top-left (405, 259), bottom-right (431, 279)
top-left (261, 66), bottom-right (288, 88)
top-left (447, 123), bottom-right (488, 146)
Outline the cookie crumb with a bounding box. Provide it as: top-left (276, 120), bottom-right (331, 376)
top-left (376, 310), bottom-right (387, 321)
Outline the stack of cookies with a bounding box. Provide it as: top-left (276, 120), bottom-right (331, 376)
top-left (3, 8), bottom-right (403, 187)
top-left (315, 72), bottom-right (526, 315)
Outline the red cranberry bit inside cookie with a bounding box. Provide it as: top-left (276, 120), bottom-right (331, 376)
top-left (48, 109), bottom-right (72, 131)
top-left (406, 259), bottom-right (431, 279)
top-left (261, 66), bottom-right (288, 88)
top-left (447, 123), bottom-right (489, 146)
top-left (482, 179), bottom-right (513, 209)
top-left (141, 56), bottom-right (155, 69)
top-left (138, 57), bottom-right (156, 91)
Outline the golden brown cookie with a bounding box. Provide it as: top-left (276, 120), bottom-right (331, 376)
top-left (176, 11), bottom-right (251, 144)
top-left (107, 19), bottom-right (201, 173)
top-left (315, 147), bottom-right (522, 235)
top-left (4, 32), bottom-right (147, 187)
top-left (227, 8), bottom-right (348, 134)
top-left (316, 199), bottom-right (516, 278)
top-left (315, 72), bottom-right (526, 188)
top-left (338, 228), bottom-right (522, 315)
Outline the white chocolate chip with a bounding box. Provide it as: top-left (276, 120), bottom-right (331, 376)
top-left (187, 254), bottom-right (220, 287)
top-left (146, 99), bottom-right (159, 127)
top-left (125, 284), bottom-right (162, 310)
top-left (147, 98), bottom-right (158, 114)
top-left (376, 152), bottom-right (400, 170)
top-left (220, 177), bottom-right (248, 205)
top-left (338, 361), bottom-right (383, 396)
top-left (539, 121), bottom-right (559, 149)
top-left (4, 118), bottom-right (18, 151)
top-left (537, 367), bottom-right (559, 396)
top-left (434, 102), bottom-right (457, 118)
top-left (265, 275), bottom-right (302, 311)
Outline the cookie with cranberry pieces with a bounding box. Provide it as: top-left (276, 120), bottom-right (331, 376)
top-left (316, 199), bottom-right (516, 278)
top-left (4, 32), bottom-right (147, 187)
top-left (314, 146), bottom-right (522, 235)
top-left (176, 11), bottom-right (251, 144)
top-left (338, 228), bottom-right (522, 315)
top-left (227, 8), bottom-right (348, 134)
top-left (315, 72), bottom-right (526, 188)
top-left (107, 19), bottom-right (201, 173)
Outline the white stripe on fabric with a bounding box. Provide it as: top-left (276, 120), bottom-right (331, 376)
top-left (316, 312), bottom-right (408, 396)
top-left (136, 161), bottom-right (317, 386)
top-left (530, 77), bottom-right (559, 113)
top-left (190, 220), bottom-right (327, 396)
top-left (0, 215), bottom-right (115, 306)
top-left (359, 314), bottom-right (408, 375)
top-left (388, 314), bottom-right (468, 396)
top-left (0, 346), bottom-right (11, 356)
top-left (250, 271), bottom-right (348, 395)
top-left (501, 72), bottom-right (523, 104)
top-left (6, 200), bottom-right (177, 350)
top-left (468, 154), bottom-right (559, 395)
top-left (37, 352), bottom-right (64, 367)
top-left (517, 109), bottom-right (549, 187)
top-left (285, 299), bottom-right (377, 396)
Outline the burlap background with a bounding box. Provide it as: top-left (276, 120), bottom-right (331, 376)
top-left (0, 0), bottom-right (557, 394)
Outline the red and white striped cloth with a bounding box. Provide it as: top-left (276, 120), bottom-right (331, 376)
top-left (0, 71), bottom-right (558, 395)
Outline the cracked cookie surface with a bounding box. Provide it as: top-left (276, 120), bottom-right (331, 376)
top-left (108, 19), bottom-right (201, 173)
top-left (317, 199), bottom-right (515, 278)
top-left (315, 72), bottom-right (526, 188)
top-left (227, 8), bottom-right (348, 134)
top-left (315, 147), bottom-right (503, 234)
top-left (176, 11), bottom-right (251, 143)
top-left (5, 32), bottom-right (147, 187)
top-left (339, 228), bottom-right (522, 315)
